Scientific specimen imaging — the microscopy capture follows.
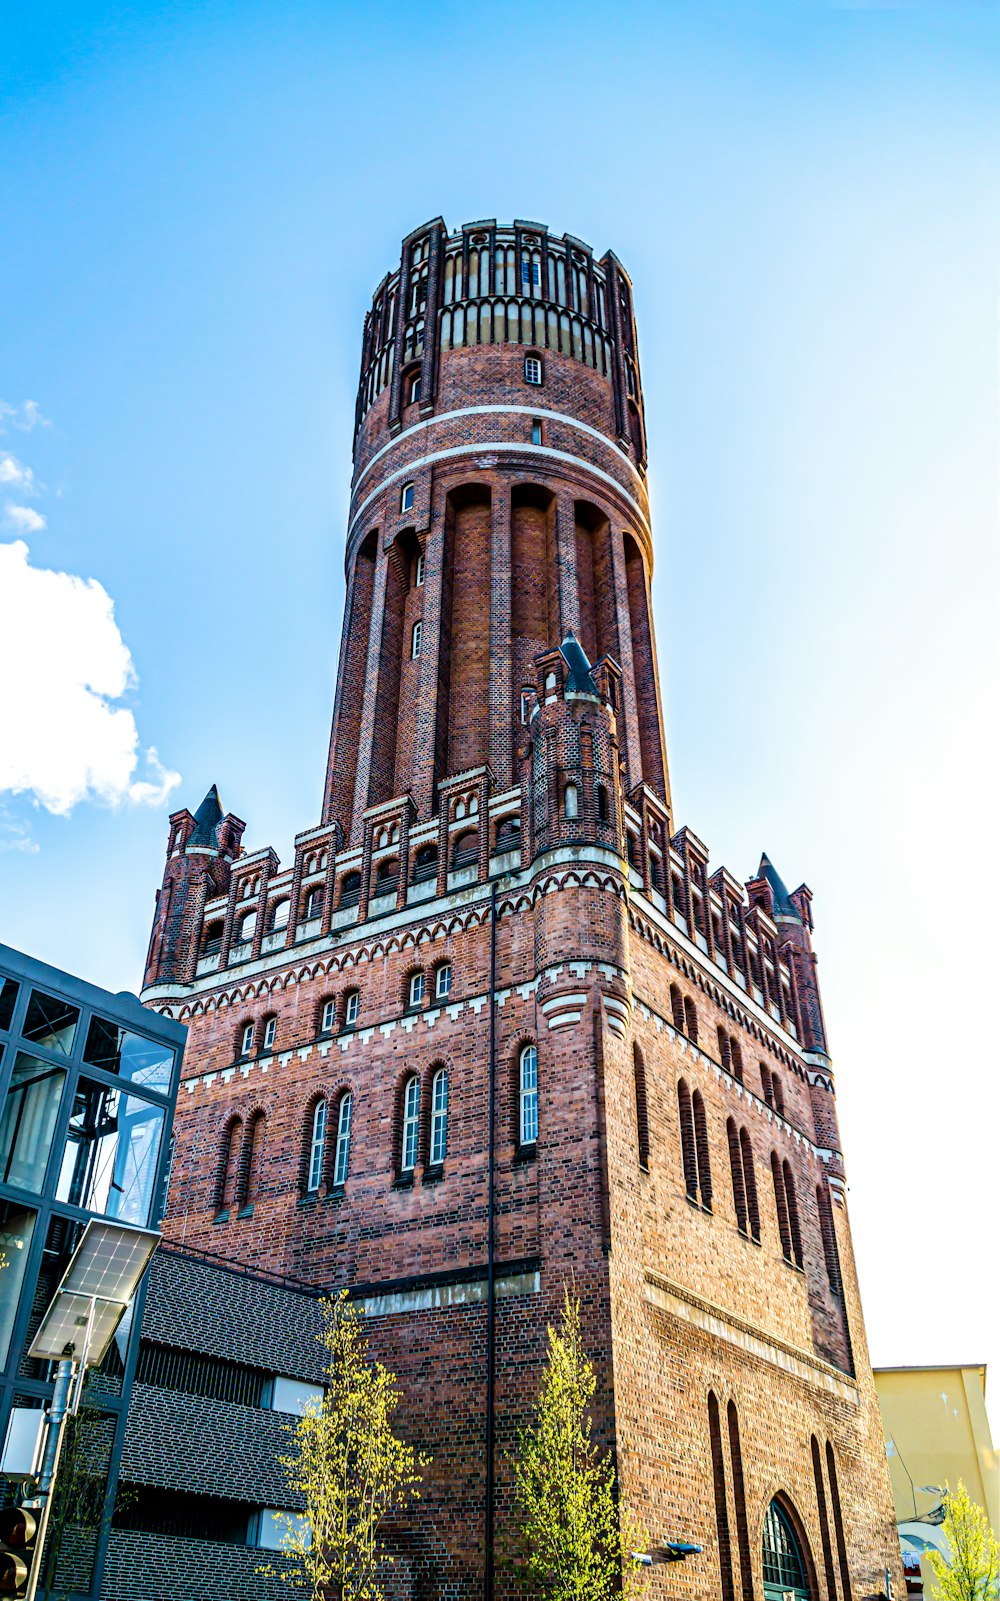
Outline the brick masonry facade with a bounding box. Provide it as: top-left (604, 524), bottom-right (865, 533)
top-left (134, 218), bottom-right (903, 1599)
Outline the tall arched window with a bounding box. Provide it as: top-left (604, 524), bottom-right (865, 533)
top-left (519, 1044), bottom-right (538, 1146)
top-left (633, 1043), bottom-right (650, 1170)
top-left (783, 1159), bottom-right (803, 1267)
top-left (727, 1118), bottom-right (748, 1235)
top-left (762, 1500), bottom-right (810, 1601)
top-left (692, 1089), bottom-right (712, 1209)
top-left (741, 1127), bottom-right (760, 1241)
top-left (217, 1117), bottom-right (242, 1214)
top-left (333, 1092), bottom-right (352, 1187)
top-left (683, 994), bottom-right (699, 1044)
top-left (677, 1079), bottom-right (711, 1209)
top-left (728, 1400), bottom-right (754, 1601)
top-left (772, 1154), bottom-right (803, 1267)
top-left (401, 1076), bottom-right (420, 1172)
top-left (303, 887), bottom-right (323, 921)
top-left (816, 1181), bottom-right (843, 1295)
top-left (307, 1101), bottom-right (326, 1192)
top-left (429, 1067), bottom-right (448, 1166)
top-left (239, 1112), bottom-right (266, 1211)
top-left (708, 1392), bottom-right (735, 1601)
top-left (670, 983), bottom-right (685, 1033)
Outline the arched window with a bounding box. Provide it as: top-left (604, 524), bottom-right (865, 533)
top-left (407, 972), bottom-right (425, 1010)
top-left (730, 1038), bottom-right (744, 1084)
top-left (414, 551), bottom-right (425, 587)
top-left (343, 989), bottom-right (360, 1029)
top-left (596, 784), bottom-right (610, 823)
top-left (411, 620), bottom-right (422, 659)
top-left (728, 1401), bottom-right (754, 1601)
top-left (435, 963), bottom-right (452, 1000)
top-left (339, 872), bottom-right (361, 909)
top-left (407, 371), bottom-right (422, 405)
top-left (429, 1067), bottom-right (448, 1166)
top-left (401, 1076), bottom-right (420, 1172)
top-left (495, 816), bottom-right (521, 853)
top-left (307, 1101), bottom-right (326, 1191)
top-left (670, 983), bottom-right (685, 1033)
top-left (783, 1159), bottom-right (803, 1266)
top-left (771, 1072), bottom-right (785, 1118)
top-left (633, 1043), bottom-right (650, 1170)
top-left (237, 910), bottom-right (257, 946)
top-left (708, 1392), bottom-right (735, 1601)
top-left (303, 887), bottom-right (323, 921)
top-left (727, 1118), bottom-right (748, 1235)
top-left (413, 843), bottom-right (438, 883)
top-left (677, 1079), bottom-right (710, 1209)
top-left (817, 1181), bottom-right (843, 1295)
top-left (683, 994), bottom-right (699, 1044)
top-left (319, 997), bottom-right (336, 1036)
top-left (239, 1022), bottom-right (255, 1059)
top-left (741, 1127), bottom-right (760, 1240)
top-left (762, 1500), bottom-right (810, 1601)
top-left (201, 920), bottom-right (224, 957)
top-left (772, 1154), bottom-right (803, 1266)
top-left (519, 1044), bottom-right (538, 1146)
top-left (262, 1015), bottom-right (277, 1052)
top-left (269, 900), bottom-right (290, 931)
top-left (374, 858), bottom-right (398, 896)
top-left (825, 1443), bottom-right (853, 1601)
top-left (452, 830), bottom-right (478, 869)
top-left (333, 1092), bottom-right (352, 1187)
top-left (692, 1089), bottom-right (712, 1209)
top-left (239, 1112), bottom-right (266, 1210)
top-left (811, 1436), bottom-right (839, 1601)
top-left (563, 784), bottom-right (579, 820)
top-left (217, 1117), bottom-right (242, 1214)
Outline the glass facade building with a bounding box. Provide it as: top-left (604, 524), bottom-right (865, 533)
top-left (0, 944), bottom-right (184, 1601)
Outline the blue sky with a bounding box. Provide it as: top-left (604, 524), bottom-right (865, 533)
top-left (2, 2), bottom-right (997, 1395)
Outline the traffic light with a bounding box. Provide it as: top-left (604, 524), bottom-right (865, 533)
top-left (0, 1503), bottom-right (40, 1597)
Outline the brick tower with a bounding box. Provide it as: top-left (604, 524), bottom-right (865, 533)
top-left (142, 218), bottom-right (902, 1599)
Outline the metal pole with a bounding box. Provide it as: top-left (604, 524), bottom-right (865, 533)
top-left (25, 1355), bottom-right (75, 1601)
top-left (484, 878), bottom-right (498, 1601)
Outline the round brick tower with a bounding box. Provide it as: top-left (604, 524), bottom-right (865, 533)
top-left (322, 217), bottom-right (670, 842)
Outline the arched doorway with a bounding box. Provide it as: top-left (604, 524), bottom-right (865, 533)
top-left (763, 1499), bottom-right (811, 1600)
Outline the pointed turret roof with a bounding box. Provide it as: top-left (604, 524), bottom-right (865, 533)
top-left (559, 630), bottom-right (597, 696)
top-left (758, 853), bottom-right (800, 921)
top-left (188, 784), bottom-right (224, 848)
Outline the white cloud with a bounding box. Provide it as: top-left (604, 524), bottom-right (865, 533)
top-left (4, 504), bottom-right (46, 534)
top-left (0, 454), bottom-right (37, 493)
top-left (0, 809), bottom-right (40, 854)
top-left (0, 539), bottom-right (181, 817)
top-left (0, 399), bottom-right (50, 433)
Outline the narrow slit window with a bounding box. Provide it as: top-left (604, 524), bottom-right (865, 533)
top-left (531, 418), bottom-right (543, 445)
top-left (333, 1093), bottom-right (352, 1187)
top-left (307, 1101), bottom-right (326, 1191)
top-left (411, 620), bottom-right (423, 659)
top-left (407, 373), bottom-right (422, 405)
top-left (414, 552), bottom-right (425, 587)
top-left (519, 1044), bottom-right (538, 1145)
top-left (401, 1076), bottom-right (420, 1172)
top-left (430, 1068), bottom-right (448, 1166)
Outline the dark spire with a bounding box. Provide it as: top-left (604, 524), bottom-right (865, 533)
top-left (188, 784), bottom-right (224, 848)
top-left (758, 853), bottom-right (801, 921)
top-left (559, 630), bottom-right (598, 697)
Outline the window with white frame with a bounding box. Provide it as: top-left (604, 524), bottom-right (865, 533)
top-left (307, 1100), bottom-right (326, 1190)
top-left (344, 990), bottom-right (359, 1028)
top-left (408, 972), bottom-right (425, 1009)
top-left (411, 620), bottom-right (422, 659)
top-left (435, 963), bottom-right (452, 1000)
top-left (430, 1068), bottom-right (448, 1166)
top-left (400, 482), bottom-right (414, 513)
top-left (524, 355), bottom-right (542, 385)
top-left (240, 1023), bottom-right (255, 1059)
top-left (320, 999), bottom-right (336, 1035)
top-left (401, 1076), bottom-right (420, 1172)
top-left (263, 1016), bottom-right (277, 1052)
top-left (333, 1093), bottom-right (352, 1187)
top-left (414, 552), bottom-right (425, 587)
top-left (519, 1044), bottom-right (538, 1145)
top-left (407, 372), bottom-right (422, 405)
top-left (521, 258), bottom-right (541, 287)
top-left (520, 687), bottom-right (534, 724)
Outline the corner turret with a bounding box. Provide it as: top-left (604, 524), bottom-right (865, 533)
top-left (143, 785), bottom-right (245, 989)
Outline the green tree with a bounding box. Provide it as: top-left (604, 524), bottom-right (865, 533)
top-left (263, 1291), bottom-right (427, 1601)
top-left (511, 1287), bottom-right (647, 1600)
top-left (926, 1481), bottom-right (1000, 1601)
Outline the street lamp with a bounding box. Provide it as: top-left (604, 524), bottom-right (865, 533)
top-left (0, 1219), bottom-right (159, 1601)
top-left (631, 1541), bottom-right (704, 1565)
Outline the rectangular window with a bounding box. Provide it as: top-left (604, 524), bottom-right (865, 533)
top-left (0, 1053), bottom-right (66, 1193)
top-left (263, 1018), bottom-right (276, 1052)
top-left (269, 1378), bottom-right (323, 1417)
top-left (408, 374), bottom-right (422, 405)
top-left (411, 620), bottom-right (422, 659)
top-left (0, 1201), bottom-right (36, 1367)
top-left (56, 1079), bottom-right (165, 1226)
top-left (531, 419), bottom-right (543, 446)
top-left (255, 1510), bottom-right (311, 1551)
top-left (521, 259), bottom-right (541, 286)
top-left (22, 990), bottom-right (79, 1056)
top-left (414, 552), bottom-right (425, 587)
top-left (400, 482), bottom-right (414, 514)
top-left (524, 356), bottom-right (542, 386)
top-left (84, 1017), bottom-right (174, 1095)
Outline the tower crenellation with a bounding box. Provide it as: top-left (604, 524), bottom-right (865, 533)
top-left (138, 217), bottom-right (902, 1601)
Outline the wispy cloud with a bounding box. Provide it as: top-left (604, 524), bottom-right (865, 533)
top-left (0, 808), bottom-right (40, 854)
top-left (0, 399), bottom-right (51, 434)
top-left (0, 539), bottom-right (181, 819)
top-left (4, 504), bottom-right (47, 534)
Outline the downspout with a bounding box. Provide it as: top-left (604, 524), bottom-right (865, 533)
top-left (484, 876), bottom-right (498, 1601)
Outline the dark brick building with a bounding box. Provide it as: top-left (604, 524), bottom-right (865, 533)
top-left (135, 217), bottom-right (903, 1599)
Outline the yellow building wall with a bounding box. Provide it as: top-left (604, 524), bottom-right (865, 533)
top-left (874, 1365), bottom-right (999, 1592)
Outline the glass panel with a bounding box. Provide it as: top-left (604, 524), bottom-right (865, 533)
top-left (0, 977), bottom-right (19, 1033)
top-left (56, 1078), bottom-right (164, 1225)
top-left (22, 989), bottom-right (79, 1055)
top-left (0, 1053), bottom-right (66, 1192)
top-left (0, 1201), bottom-right (36, 1365)
top-left (83, 1016), bottom-right (174, 1094)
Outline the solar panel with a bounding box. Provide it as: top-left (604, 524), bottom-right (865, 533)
top-left (27, 1220), bottom-right (160, 1365)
